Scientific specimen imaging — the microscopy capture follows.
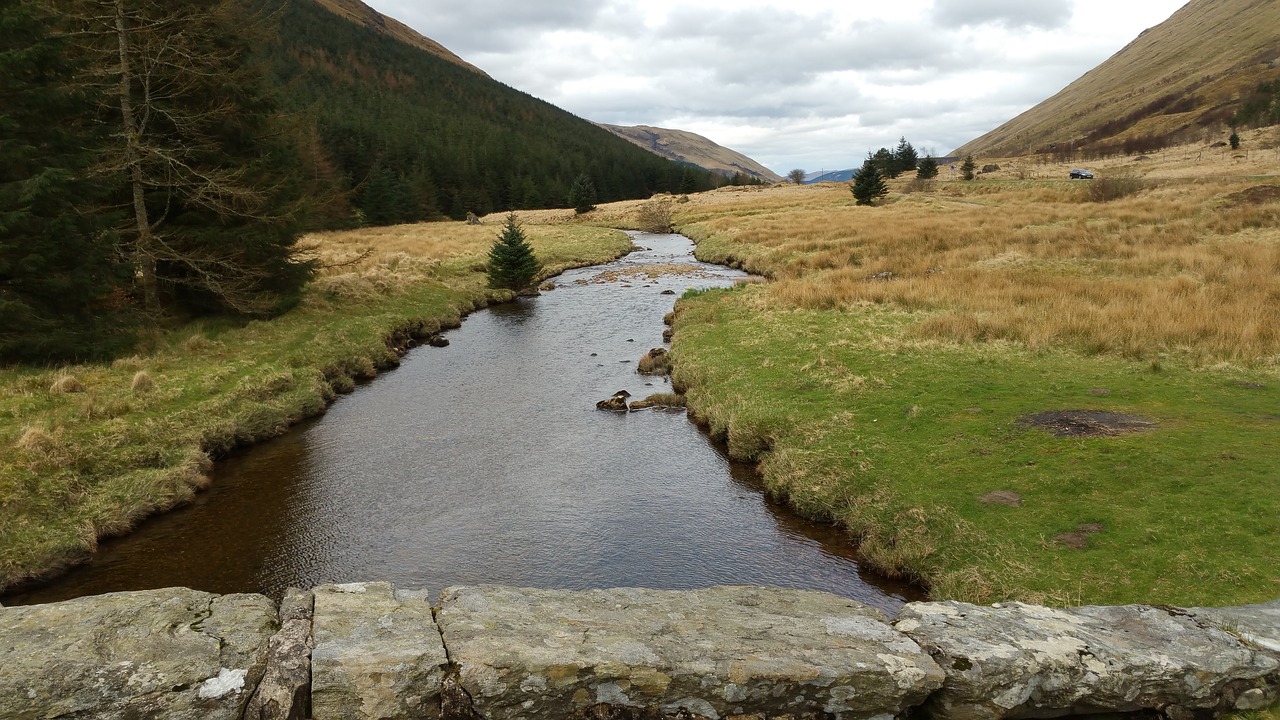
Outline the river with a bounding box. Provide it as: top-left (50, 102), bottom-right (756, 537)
top-left (4, 233), bottom-right (919, 613)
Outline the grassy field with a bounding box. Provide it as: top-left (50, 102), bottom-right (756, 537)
top-left (0, 221), bottom-right (632, 591)
top-left (666, 167), bottom-right (1279, 607)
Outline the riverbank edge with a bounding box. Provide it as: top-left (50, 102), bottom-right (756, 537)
top-left (665, 214), bottom-right (1279, 608)
top-left (0, 233), bottom-right (635, 595)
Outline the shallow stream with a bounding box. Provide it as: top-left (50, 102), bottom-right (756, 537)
top-left (5, 233), bottom-right (919, 613)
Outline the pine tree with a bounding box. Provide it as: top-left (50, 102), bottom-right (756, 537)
top-left (0, 0), bottom-right (133, 362)
top-left (872, 147), bottom-right (900, 179)
top-left (961, 155), bottom-right (978, 181)
top-left (894, 137), bottom-right (919, 176)
top-left (1229, 130), bottom-right (1241, 150)
top-left (916, 156), bottom-right (940, 180)
top-left (568, 173), bottom-right (597, 213)
top-left (851, 155), bottom-right (889, 206)
top-left (487, 213), bottom-right (541, 290)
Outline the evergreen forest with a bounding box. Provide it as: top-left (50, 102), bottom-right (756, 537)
top-left (1, 0), bottom-right (739, 363)
top-left (264, 0), bottom-right (729, 225)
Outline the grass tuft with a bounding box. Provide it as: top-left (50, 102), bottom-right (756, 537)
top-left (49, 375), bottom-right (85, 394)
top-left (130, 371), bottom-right (155, 394)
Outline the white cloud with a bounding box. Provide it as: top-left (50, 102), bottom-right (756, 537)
top-left (931, 0), bottom-right (1075, 29)
top-left (364, 0), bottom-right (1187, 172)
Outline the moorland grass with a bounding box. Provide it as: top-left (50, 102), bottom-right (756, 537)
top-left (0, 221), bottom-right (631, 591)
top-left (668, 176), bottom-right (1279, 607)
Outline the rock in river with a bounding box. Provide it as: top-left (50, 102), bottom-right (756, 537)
top-left (596, 390), bottom-right (631, 412)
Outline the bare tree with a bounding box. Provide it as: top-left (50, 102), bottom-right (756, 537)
top-left (64, 0), bottom-right (309, 315)
top-left (787, 168), bottom-right (807, 185)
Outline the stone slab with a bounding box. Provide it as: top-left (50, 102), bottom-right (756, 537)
top-left (311, 581), bottom-right (448, 720)
top-left (894, 601), bottom-right (1280, 720)
top-left (245, 587), bottom-right (316, 720)
top-left (436, 585), bottom-right (944, 720)
top-left (0, 587), bottom-right (276, 720)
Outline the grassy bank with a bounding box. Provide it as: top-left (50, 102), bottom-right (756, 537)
top-left (668, 176), bottom-right (1279, 607)
top-left (0, 221), bottom-right (632, 591)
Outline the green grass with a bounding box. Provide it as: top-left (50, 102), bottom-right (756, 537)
top-left (0, 224), bottom-right (632, 591)
top-left (671, 286), bottom-right (1280, 607)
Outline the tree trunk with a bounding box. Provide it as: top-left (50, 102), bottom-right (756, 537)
top-left (114, 0), bottom-right (157, 311)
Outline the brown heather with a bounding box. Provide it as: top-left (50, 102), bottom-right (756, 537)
top-left (679, 175), bottom-right (1280, 364)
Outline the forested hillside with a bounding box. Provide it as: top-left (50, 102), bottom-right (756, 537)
top-left (266, 0), bottom-right (722, 224)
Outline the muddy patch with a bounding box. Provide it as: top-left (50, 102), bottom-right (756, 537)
top-left (1018, 410), bottom-right (1156, 438)
top-left (1054, 522), bottom-right (1105, 550)
top-left (979, 490), bottom-right (1023, 507)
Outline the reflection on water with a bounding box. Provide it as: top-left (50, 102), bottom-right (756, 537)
top-left (6, 233), bottom-right (921, 613)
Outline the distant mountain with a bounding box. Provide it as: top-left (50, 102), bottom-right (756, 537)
top-left (956, 0), bottom-right (1280, 158)
top-left (259, 0), bottom-right (724, 225)
top-left (804, 169), bottom-right (856, 184)
top-left (599, 124), bottom-right (783, 183)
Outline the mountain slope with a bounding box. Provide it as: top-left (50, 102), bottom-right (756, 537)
top-left (599, 124), bottom-right (783, 183)
top-left (262, 0), bottom-right (721, 224)
top-left (310, 0), bottom-right (488, 77)
top-left (956, 0), bottom-right (1280, 158)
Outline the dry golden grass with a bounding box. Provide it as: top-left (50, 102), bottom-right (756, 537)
top-left (966, 127), bottom-right (1280, 181)
top-left (677, 172), bottom-right (1280, 365)
top-left (130, 371), bottom-right (155, 394)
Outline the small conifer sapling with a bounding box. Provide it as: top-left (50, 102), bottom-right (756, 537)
top-left (851, 155), bottom-right (889, 206)
top-left (487, 213), bottom-right (542, 290)
top-left (568, 173), bottom-right (597, 214)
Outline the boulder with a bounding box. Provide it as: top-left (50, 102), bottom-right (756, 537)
top-left (894, 601), bottom-right (1280, 720)
top-left (311, 582), bottom-right (448, 720)
top-left (244, 588), bottom-right (316, 720)
top-left (436, 585), bottom-right (944, 720)
top-left (0, 587), bottom-right (276, 720)
top-left (1190, 600), bottom-right (1280, 660)
top-left (596, 390), bottom-right (631, 412)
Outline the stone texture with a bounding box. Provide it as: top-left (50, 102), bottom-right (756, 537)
top-left (1191, 600), bottom-right (1280, 658)
top-left (245, 587), bottom-right (316, 720)
top-left (894, 601), bottom-right (1280, 720)
top-left (436, 585), bottom-right (944, 720)
top-left (0, 587), bottom-right (276, 720)
top-left (311, 582), bottom-right (448, 720)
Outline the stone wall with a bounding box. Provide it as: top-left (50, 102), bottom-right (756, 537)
top-left (1, 583), bottom-right (1276, 720)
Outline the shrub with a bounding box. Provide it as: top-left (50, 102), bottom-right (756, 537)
top-left (636, 198), bottom-right (674, 233)
top-left (1086, 174), bottom-right (1145, 203)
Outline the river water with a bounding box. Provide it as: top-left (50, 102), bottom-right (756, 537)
top-left (5, 233), bottom-right (918, 613)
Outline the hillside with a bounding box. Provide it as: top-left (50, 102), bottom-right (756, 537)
top-left (956, 0), bottom-right (1280, 158)
top-left (599, 124), bottom-right (783, 183)
top-left (310, 0), bottom-right (488, 76)
top-left (261, 0), bottom-right (721, 225)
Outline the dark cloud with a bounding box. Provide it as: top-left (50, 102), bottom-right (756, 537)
top-left (932, 0), bottom-right (1074, 30)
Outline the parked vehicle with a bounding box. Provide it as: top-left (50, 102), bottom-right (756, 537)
top-left (1069, 169), bottom-right (1095, 179)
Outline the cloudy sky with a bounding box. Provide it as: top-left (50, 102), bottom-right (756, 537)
top-left (364, 0), bottom-right (1188, 174)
